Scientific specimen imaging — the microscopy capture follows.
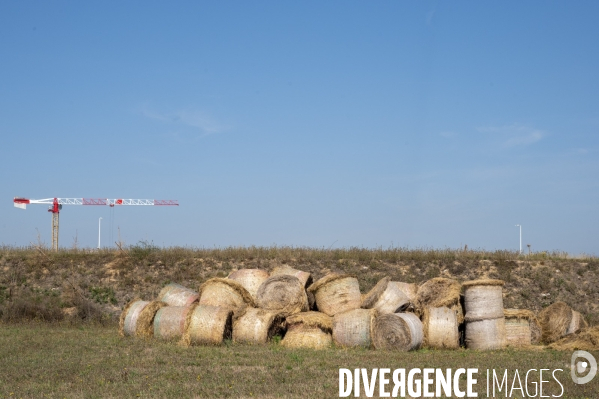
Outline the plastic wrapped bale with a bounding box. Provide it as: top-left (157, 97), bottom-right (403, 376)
top-left (361, 277), bottom-right (410, 314)
top-left (182, 304), bottom-right (233, 346)
top-left (281, 311), bottom-right (333, 350)
top-left (566, 310), bottom-right (588, 335)
top-left (421, 307), bottom-right (460, 349)
top-left (227, 269), bottom-right (269, 301)
top-left (153, 306), bottom-right (192, 341)
top-left (462, 279), bottom-right (505, 321)
top-left (270, 265), bottom-right (312, 288)
top-left (198, 278), bottom-right (255, 310)
top-left (415, 278), bottom-right (463, 323)
top-left (549, 326), bottom-right (599, 351)
top-left (504, 309), bottom-right (539, 347)
top-left (537, 302), bottom-right (575, 344)
top-left (389, 282), bottom-right (418, 303)
top-left (135, 300), bottom-right (168, 338)
top-left (308, 274), bottom-right (362, 317)
top-left (332, 308), bottom-right (377, 348)
top-left (232, 308), bottom-right (286, 345)
top-left (465, 318), bottom-right (507, 350)
top-left (119, 299), bottom-right (150, 337)
top-left (157, 283), bottom-right (199, 307)
top-left (255, 275), bottom-right (309, 316)
top-left (372, 312), bottom-right (423, 351)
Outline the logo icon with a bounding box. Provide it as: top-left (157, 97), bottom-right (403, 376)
top-left (571, 350), bottom-right (597, 384)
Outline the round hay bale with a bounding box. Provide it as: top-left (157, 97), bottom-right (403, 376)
top-left (415, 278), bottom-right (463, 323)
top-left (372, 312), bottom-right (423, 351)
top-left (182, 304), bottom-right (233, 346)
top-left (281, 324), bottom-right (332, 350)
top-left (465, 317), bottom-right (507, 350)
top-left (119, 299), bottom-right (149, 337)
top-left (135, 300), bottom-right (168, 338)
top-left (270, 265), bottom-right (312, 288)
top-left (462, 279), bottom-right (505, 322)
top-left (504, 309), bottom-right (538, 347)
top-left (389, 281), bottom-right (418, 302)
top-left (422, 307), bottom-right (459, 349)
top-left (157, 283), bottom-right (199, 307)
top-left (232, 308), bottom-right (286, 344)
top-left (199, 278), bottom-right (255, 310)
top-left (537, 302), bottom-right (573, 344)
top-left (308, 274), bottom-right (362, 316)
top-left (227, 269), bottom-right (269, 301)
top-left (549, 326), bottom-right (599, 351)
top-left (286, 311), bottom-right (333, 332)
top-left (566, 310), bottom-right (587, 335)
top-left (361, 277), bottom-right (410, 314)
top-left (153, 306), bottom-right (192, 341)
top-left (256, 275), bottom-right (308, 315)
top-left (332, 308), bottom-right (376, 348)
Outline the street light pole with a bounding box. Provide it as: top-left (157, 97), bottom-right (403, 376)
top-left (98, 217), bottom-right (102, 249)
top-left (515, 224), bottom-right (521, 254)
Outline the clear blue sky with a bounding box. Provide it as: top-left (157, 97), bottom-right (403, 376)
top-left (1, 2), bottom-right (597, 255)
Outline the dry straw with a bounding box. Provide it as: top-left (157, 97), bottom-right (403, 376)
top-left (415, 278), bottom-right (463, 323)
top-left (372, 312), bottom-right (423, 351)
top-left (465, 317), bottom-right (507, 350)
top-left (198, 278), bottom-right (256, 309)
top-left (537, 302), bottom-right (574, 344)
top-left (390, 282), bottom-right (418, 302)
top-left (332, 308), bottom-right (377, 348)
top-left (270, 265), bottom-right (312, 288)
top-left (182, 304), bottom-right (233, 346)
top-left (361, 277), bottom-right (410, 314)
top-left (227, 269), bottom-right (270, 301)
top-left (462, 279), bottom-right (505, 322)
top-left (256, 275), bottom-right (308, 316)
top-left (567, 310), bottom-right (587, 335)
top-left (549, 326), bottom-right (599, 351)
top-left (504, 309), bottom-right (539, 347)
top-left (157, 283), bottom-right (200, 307)
top-left (119, 298), bottom-right (149, 337)
top-left (421, 307), bottom-right (460, 349)
top-left (135, 300), bottom-right (167, 338)
top-left (308, 274), bottom-right (362, 316)
top-left (153, 306), bottom-right (192, 341)
top-left (232, 307), bottom-right (286, 344)
top-left (281, 311), bottom-right (333, 350)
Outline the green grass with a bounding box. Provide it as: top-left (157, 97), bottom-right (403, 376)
top-left (1, 323), bottom-right (597, 398)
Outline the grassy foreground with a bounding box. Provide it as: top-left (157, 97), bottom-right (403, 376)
top-left (1, 323), bottom-right (597, 398)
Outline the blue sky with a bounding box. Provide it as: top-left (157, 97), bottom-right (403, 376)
top-left (1, 2), bottom-right (597, 255)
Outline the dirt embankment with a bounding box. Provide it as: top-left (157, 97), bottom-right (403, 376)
top-left (1, 246), bottom-right (597, 325)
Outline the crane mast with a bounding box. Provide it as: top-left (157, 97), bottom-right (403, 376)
top-left (13, 197), bottom-right (179, 251)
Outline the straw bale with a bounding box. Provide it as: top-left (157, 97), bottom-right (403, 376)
top-left (199, 278), bottom-right (256, 309)
top-left (372, 312), bottom-right (423, 351)
top-left (135, 300), bottom-right (167, 338)
top-left (281, 323), bottom-right (332, 350)
top-left (504, 309), bottom-right (539, 347)
top-left (463, 281), bottom-right (504, 322)
top-left (465, 317), bottom-right (507, 350)
top-left (285, 311), bottom-right (332, 333)
top-left (308, 274), bottom-right (362, 316)
top-left (362, 277), bottom-right (410, 314)
top-left (157, 283), bottom-right (199, 307)
top-left (421, 307), bottom-right (459, 349)
top-left (549, 326), bottom-right (599, 351)
top-left (389, 282), bottom-right (418, 302)
top-left (119, 298), bottom-right (149, 337)
top-left (182, 304), bottom-right (233, 346)
top-left (566, 310), bottom-right (587, 335)
top-left (537, 302), bottom-right (573, 344)
top-left (332, 308), bottom-right (376, 348)
top-left (256, 275), bottom-right (308, 315)
top-left (153, 306), bottom-right (192, 341)
top-left (232, 308), bottom-right (286, 344)
top-left (270, 265), bottom-right (312, 288)
top-left (227, 269), bottom-right (269, 301)
top-left (415, 278), bottom-right (463, 323)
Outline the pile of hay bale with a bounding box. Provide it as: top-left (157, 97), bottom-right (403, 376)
top-left (119, 268), bottom-right (593, 352)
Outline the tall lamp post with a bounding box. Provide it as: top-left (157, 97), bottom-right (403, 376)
top-left (98, 217), bottom-right (102, 249)
top-left (515, 224), bottom-right (521, 254)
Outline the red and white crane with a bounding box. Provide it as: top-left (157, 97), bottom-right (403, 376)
top-left (13, 197), bottom-right (179, 251)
